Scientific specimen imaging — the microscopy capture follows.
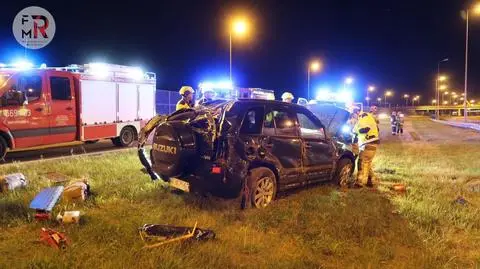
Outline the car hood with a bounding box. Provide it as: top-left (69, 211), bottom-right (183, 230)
top-left (306, 103), bottom-right (350, 137)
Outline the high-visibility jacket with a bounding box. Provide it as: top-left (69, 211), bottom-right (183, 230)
top-left (176, 99), bottom-right (193, 111)
top-left (354, 112), bottom-right (379, 146)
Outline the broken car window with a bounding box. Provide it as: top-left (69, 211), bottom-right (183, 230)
top-left (297, 112), bottom-right (326, 140)
top-left (240, 107), bottom-right (264, 135)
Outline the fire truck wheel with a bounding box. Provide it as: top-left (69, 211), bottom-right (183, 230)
top-left (112, 126), bottom-right (137, 147)
top-left (0, 136), bottom-right (7, 160)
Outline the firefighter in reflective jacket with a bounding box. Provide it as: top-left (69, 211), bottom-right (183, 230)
top-left (353, 112), bottom-right (380, 187)
top-left (176, 86), bottom-right (194, 111)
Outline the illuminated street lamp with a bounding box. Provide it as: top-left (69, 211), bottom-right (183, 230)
top-left (443, 101), bottom-right (448, 105)
top-left (471, 99), bottom-right (476, 104)
top-left (436, 58), bottom-right (449, 119)
top-left (377, 97), bottom-right (382, 105)
top-left (403, 94), bottom-right (410, 106)
top-left (307, 61), bottom-right (322, 100)
top-left (343, 76), bottom-right (354, 91)
top-left (463, 2), bottom-right (480, 121)
top-left (439, 85), bottom-right (448, 90)
top-left (442, 91), bottom-right (449, 104)
top-left (384, 90), bottom-right (392, 108)
top-left (366, 85), bottom-right (375, 106)
top-left (229, 17), bottom-right (249, 81)
top-left (432, 99), bottom-right (437, 105)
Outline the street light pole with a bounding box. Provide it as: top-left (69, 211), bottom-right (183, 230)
top-left (229, 30), bottom-right (232, 82)
top-left (436, 58), bottom-right (448, 119)
top-left (464, 10), bottom-right (470, 122)
top-left (307, 68), bottom-right (311, 100)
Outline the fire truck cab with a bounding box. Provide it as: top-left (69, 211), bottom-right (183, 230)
top-left (0, 63), bottom-right (156, 159)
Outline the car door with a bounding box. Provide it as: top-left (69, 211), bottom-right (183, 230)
top-left (296, 108), bottom-right (335, 182)
top-left (262, 105), bottom-right (303, 186)
top-left (0, 71), bottom-right (50, 148)
top-left (45, 72), bottom-right (77, 144)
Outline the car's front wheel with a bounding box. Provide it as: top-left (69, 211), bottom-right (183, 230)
top-left (248, 167), bottom-right (277, 208)
top-left (334, 158), bottom-right (354, 187)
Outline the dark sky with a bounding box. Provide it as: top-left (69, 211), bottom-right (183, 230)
top-left (1, 0), bottom-right (479, 104)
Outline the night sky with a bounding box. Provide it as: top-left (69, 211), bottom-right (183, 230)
top-left (0, 0), bottom-right (479, 104)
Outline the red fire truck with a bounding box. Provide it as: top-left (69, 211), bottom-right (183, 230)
top-left (0, 62), bottom-right (156, 159)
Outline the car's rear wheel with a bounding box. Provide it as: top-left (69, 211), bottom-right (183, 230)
top-left (248, 167), bottom-right (277, 208)
top-left (335, 158), bottom-right (354, 187)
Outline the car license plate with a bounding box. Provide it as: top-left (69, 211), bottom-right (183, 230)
top-left (169, 178), bottom-right (190, 192)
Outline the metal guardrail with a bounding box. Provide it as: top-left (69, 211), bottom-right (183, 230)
top-left (431, 119), bottom-right (480, 131)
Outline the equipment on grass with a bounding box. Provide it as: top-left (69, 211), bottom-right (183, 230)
top-left (138, 222), bottom-right (215, 249)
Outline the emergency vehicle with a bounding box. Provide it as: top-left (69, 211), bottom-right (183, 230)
top-left (197, 81), bottom-right (275, 101)
top-left (0, 62), bottom-right (156, 159)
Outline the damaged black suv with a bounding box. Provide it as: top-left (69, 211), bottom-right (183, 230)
top-left (145, 99), bottom-right (355, 208)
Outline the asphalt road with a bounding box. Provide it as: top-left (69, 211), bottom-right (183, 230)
top-left (380, 116), bottom-right (480, 143)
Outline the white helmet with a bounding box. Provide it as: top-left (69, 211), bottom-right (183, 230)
top-left (179, 86), bottom-right (194, 96)
top-left (281, 92), bottom-right (294, 101)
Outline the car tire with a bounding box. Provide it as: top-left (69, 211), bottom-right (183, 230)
top-left (112, 127), bottom-right (136, 147)
top-left (0, 136), bottom-right (7, 161)
top-left (334, 158), bottom-right (354, 187)
top-left (248, 167), bottom-right (277, 209)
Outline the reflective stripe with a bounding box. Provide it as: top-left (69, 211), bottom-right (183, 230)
top-left (11, 126), bottom-right (76, 138)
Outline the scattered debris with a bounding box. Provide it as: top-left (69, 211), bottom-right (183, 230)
top-left (139, 222), bottom-right (215, 249)
top-left (453, 196), bottom-right (468, 206)
top-left (466, 180), bottom-right (480, 193)
top-left (43, 172), bottom-right (69, 184)
top-left (0, 173), bottom-right (27, 192)
top-left (391, 184), bottom-right (406, 193)
top-left (63, 180), bottom-right (90, 202)
top-left (30, 186), bottom-right (64, 220)
top-left (378, 168), bottom-right (396, 175)
top-left (391, 210), bottom-right (400, 215)
top-left (56, 211), bottom-right (81, 224)
top-left (40, 228), bottom-right (69, 250)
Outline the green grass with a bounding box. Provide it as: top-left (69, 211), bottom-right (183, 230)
top-left (0, 118), bottom-right (479, 268)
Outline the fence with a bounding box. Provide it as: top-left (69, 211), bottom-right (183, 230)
top-left (155, 89), bottom-right (178, 115)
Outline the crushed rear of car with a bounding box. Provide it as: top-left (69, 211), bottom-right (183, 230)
top-left (142, 100), bottom-right (356, 208)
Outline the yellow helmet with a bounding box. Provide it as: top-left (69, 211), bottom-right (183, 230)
top-left (281, 92), bottom-right (294, 100)
top-left (179, 86), bottom-right (194, 96)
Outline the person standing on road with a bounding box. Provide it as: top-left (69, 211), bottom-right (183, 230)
top-left (390, 111), bottom-right (398, 135)
top-left (370, 105), bottom-right (379, 124)
top-left (396, 112), bottom-right (404, 134)
top-left (176, 86), bottom-right (195, 111)
top-left (281, 92), bottom-right (294, 103)
top-left (353, 111), bottom-right (380, 188)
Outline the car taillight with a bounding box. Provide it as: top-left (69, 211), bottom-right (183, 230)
top-left (211, 166), bottom-right (222, 174)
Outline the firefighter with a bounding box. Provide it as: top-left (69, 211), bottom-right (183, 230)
top-left (396, 112), bottom-right (404, 134)
top-left (176, 86), bottom-right (194, 111)
top-left (196, 88), bottom-right (215, 106)
top-left (353, 111), bottom-right (380, 188)
top-left (281, 92), bottom-right (294, 103)
top-left (369, 105), bottom-right (379, 124)
top-left (390, 111), bottom-right (397, 135)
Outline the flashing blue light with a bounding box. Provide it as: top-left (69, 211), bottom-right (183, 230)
top-left (199, 80), bottom-right (234, 91)
top-left (11, 60), bottom-right (34, 70)
top-left (341, 125), bottom-right (351, 134)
